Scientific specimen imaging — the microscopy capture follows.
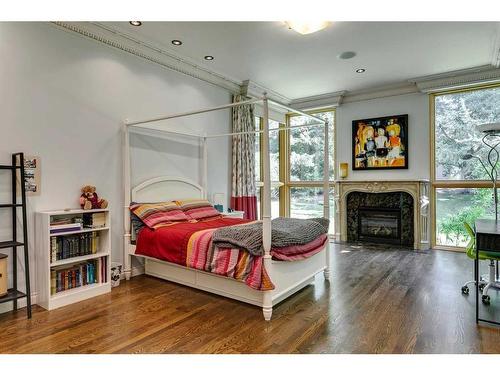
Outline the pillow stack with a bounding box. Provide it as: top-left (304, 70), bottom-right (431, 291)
top-left (130, 201), bottom-right (190, 229)
top-left (174, 199), bottom-right (222, 221)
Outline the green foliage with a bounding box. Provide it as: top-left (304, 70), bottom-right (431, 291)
top-left (439, 205), bottom-right (484, 246)
top-left (290, 112), bottom-right (335, 181)
top-left (438, 189), bottom-right (491, 246)
top-left (435, 87), bottom-right (500, 180)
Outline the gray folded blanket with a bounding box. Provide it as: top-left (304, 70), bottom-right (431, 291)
top-left (212, 217), bottom-right (329, 256)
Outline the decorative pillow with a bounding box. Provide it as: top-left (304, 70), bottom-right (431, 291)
top-left (175, 199), bottom-right (222, 221)
top-left (130, 201), bottom-right (190, 229)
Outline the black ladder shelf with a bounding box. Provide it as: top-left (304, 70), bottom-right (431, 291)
top-left (0, 153), bottom-right (32, 318)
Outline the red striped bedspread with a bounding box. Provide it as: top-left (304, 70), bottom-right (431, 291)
top-left (135, 217), bottom-right (328, 291)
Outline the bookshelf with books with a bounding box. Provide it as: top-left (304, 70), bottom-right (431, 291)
top-left (36, 209), bottom-right (111, 310)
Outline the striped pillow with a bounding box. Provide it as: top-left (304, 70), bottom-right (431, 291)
top-left (130, 201), bottom-right (190, 229)
top-left (175, 199), bottom-right (222, 221)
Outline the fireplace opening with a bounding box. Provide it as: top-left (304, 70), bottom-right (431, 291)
top-left (357, 207), bottom-right (402, 245)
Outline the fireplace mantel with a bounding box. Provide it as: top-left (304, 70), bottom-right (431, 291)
top-left (334, 180), bottom-right (430, 249)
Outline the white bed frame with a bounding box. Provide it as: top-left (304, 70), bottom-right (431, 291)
top-left (123, 96), bottom-right (331, 320)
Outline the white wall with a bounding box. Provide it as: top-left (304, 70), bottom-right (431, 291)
top-left (336, 93), bottom-right (430, 180)
top-left (0, 22), bottom-right (231, 312)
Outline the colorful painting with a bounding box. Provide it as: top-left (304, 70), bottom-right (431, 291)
top-left (352, 114), bottom-right (408, 170)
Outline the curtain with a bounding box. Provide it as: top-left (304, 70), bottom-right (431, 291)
top-left (230, 95), bottom-right (257, 220)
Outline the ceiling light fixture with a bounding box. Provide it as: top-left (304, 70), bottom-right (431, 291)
top-left (204, 55), bottom-right (214, 61)
top-left (285, 21), bottom-right (330, 35)
top-left (356, 68), bottom-right (366, 73)
top-left (129, 21), bottom-right (142, 26)
top-left (171, 40), bottom-right (182, 46)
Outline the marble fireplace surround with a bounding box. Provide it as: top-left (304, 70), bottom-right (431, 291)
top-left (334, 180), bottom-right (430, 250)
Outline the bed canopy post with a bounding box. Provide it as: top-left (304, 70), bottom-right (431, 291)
top-left (323, 120), bottom-right (331, 281)
top-left (261, 95), bottom-right (273, 321)
top-left (202, 136), bottom-right (208, 199)
top-left (123, 123), bottom-right (132, 281)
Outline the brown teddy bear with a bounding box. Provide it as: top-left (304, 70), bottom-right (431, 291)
top-left (80, 185), bottom-right (108, 210)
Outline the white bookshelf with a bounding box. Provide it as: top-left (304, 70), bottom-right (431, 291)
top-left (36, 208), bottom-right (111, 310)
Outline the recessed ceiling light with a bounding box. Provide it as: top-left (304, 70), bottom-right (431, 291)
top-left (338, 51), bottom-right (356, 60)
top-left (356, 68), bottom-right (366, 73)
top-left (171, 40), bottom-right (182, 46)
top-left (129, 21), bottom-right (142, 26)
top-left (204, 55), bottom-right (214, 61)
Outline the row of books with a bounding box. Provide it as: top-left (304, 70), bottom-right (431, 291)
top-left (49, 212), bottom-right (107, 234)
top-left (83, 212), bottom-right (106, 228)
top-left (50, 232), bottom-right (100, 263)
top-left (50, 258), bottom-right (107, 295)
top-left (49, 222), bottom-right (82, 234)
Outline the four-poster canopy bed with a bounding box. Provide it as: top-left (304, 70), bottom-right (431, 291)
top-left (122, 96), bottom-right (331, 320)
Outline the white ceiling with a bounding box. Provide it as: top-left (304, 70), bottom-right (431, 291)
top-left (102, 21), bottom-right (500, 99)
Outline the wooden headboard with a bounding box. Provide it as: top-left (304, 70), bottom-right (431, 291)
top-left (131, 176), bottom-right (204, 203)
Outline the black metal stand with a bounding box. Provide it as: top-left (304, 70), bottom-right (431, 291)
top-left (0, 153), bottom-right (32, 319)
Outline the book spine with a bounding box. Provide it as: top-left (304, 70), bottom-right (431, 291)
top-left (51, 270), bottom-right (56, 295)
top-left (50, 237), bottom-right (56, 263)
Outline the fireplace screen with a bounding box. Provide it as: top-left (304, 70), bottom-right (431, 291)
top-left (358, 207), bottom-right (401, 244)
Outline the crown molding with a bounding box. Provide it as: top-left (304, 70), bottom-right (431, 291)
top-left (49, 22), bottom-right (500, 109)
top-left (50, 21), bottom-right (242, 94)
top-left (409, 65), bottom-right (500, 93)
top-left (492, 23), bottom-right (500, 68)
top-left (289, 91), bottom-right (346, 110)
top-left (342, 83), bottom-right (419, 104)
top-left (240, 80), bottom-right (291, 105)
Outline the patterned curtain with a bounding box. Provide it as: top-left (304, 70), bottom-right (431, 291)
top-left (230, 95), bottom-right (257, 220)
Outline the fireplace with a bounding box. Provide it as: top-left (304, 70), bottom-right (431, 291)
top-left (335, 180), bottom-right (430, 249)
top-left (358, 207), bottom-right (401, 244)
top-left (346, 191), bottom-right (414, 246)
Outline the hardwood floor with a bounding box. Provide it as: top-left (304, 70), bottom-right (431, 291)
top-left (1, 243), bottom-right (500, 353)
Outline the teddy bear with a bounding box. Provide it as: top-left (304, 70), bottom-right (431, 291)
top-left (80, 185), bottom-right (108, 210)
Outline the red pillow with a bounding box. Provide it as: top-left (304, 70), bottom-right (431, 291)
top-left (175, 199), bottom-right (222, 221)
top-left (130, 201), bottom-right (190, 229)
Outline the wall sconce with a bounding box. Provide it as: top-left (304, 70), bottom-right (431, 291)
top-left (339, 163), bottom-right (349, 179)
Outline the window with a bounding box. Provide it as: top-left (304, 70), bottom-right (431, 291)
top-left (290, 187), bottom-right (335, 233)
top-left (256, 187), bottom-right (280, 220)
top-left (435, 87), bottom-right (500, 181)
top-left (436, 188), bottom-right (494, 247)
top-left (287, 110), bottom-right (335, 233)
top-left (254, 109), bottom-right (336, 230)
top-left (255, 117), bottom-right (283, 219)
top-left (432, 85), bottom-right (500, 248)
top-left (289, 111), bottom-right (335, 181)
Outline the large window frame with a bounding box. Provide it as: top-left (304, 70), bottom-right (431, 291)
top-left (284, 108), bottom-right (336, 217)
top-left (430, 83), bottom-right (500, 251)
top-left (255, 108), bottom-right (336, 221)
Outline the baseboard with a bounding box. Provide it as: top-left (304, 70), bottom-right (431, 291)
top-left (0, 292), bottom-right (38, 315)
top-left (119, 265), bottom-right (145, 280)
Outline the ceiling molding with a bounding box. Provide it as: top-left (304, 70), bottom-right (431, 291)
top-left (49, 22), bottom-right (500, 108)
top-left (409, 65), bottom-right (500, 93)
top-left (342, 83), bottom-right (419, 104)
top-left (241, 80), bottom-right (291, 105)
top-left (492, 23), bottom-right (500, 68)
top-left (289, 91), bottom-right (346, 110)
top-left (50, 22), bottom-right (242, 94)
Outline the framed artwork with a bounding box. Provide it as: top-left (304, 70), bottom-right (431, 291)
top-left (17, 155), bottom-right (41, 196)
top-left (352, 114), bottom-right (408, 170)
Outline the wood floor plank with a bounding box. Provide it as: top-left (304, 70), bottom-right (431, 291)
top-left (1, 243), bottom-right (500, 353)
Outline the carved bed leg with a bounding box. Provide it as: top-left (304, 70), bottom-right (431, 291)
top-left (323, 241), bottom-right (331, 281)
top-left (124, 244), bottom-right (132, 281)
top-left (262, 291), bottom-right (273, 321)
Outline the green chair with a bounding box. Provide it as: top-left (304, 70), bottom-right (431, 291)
top-left (461, 222), bottom-right (500, 304)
